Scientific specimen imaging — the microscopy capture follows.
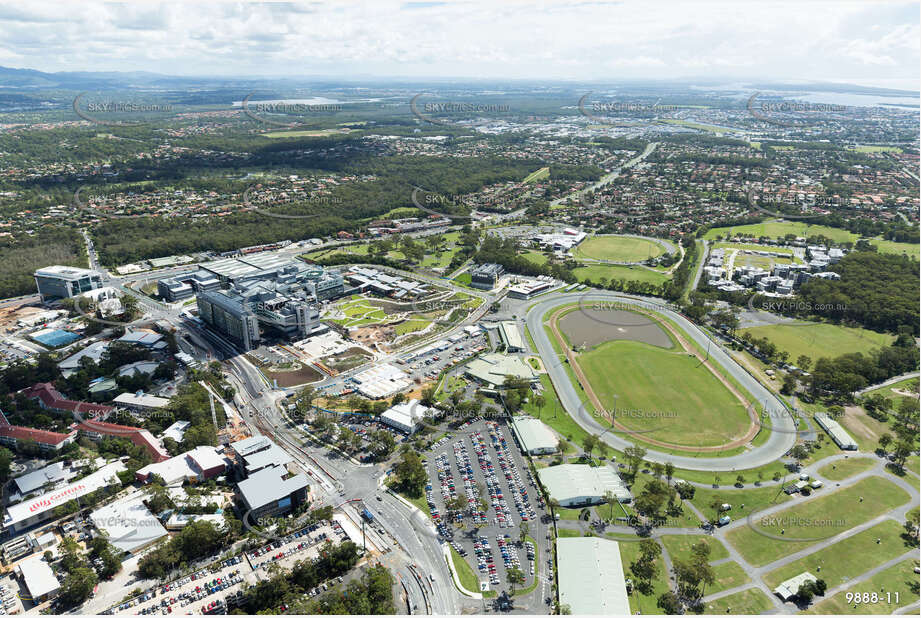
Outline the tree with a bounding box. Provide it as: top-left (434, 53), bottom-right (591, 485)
top-left (664, 462), bottom-right (674, 486)
top-left (878, 433), bottom-right (893, 451)
top-left (393, 449), bottom-right (427, 498)
top-left (604, 490), bottom-right (617, 521)
top-left (623, 445), bottom-right (646, 479)
top-left (629, 539), bottom-right (661, 594)
top-left (796, 355), bottom-right (812, 372)
top-left (657, 591), bottom-right (682, 614)
top-left (534, 394), bottom-right (546, 419)
top-left (60, 567), bottom-right (98, 607)
top-left (581, 434), bottom-right (598, 461)
top-left (518, 521), bottom-right (530, 545)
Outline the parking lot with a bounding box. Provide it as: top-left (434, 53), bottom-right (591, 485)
top-left (424, 418), bottom-right (547, 594)
top-left (105, 521), bottom-right (347, 615)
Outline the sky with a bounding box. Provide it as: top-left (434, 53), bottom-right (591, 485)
top-left (0, 1), bottom-right (917, 90)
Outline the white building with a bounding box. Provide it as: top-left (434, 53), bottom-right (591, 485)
top-left (15, 555), bottom-right (60, 602)
top-left (538, 464), bottom-right (632, 505)
top-left (380, 401), bottom-right (439, 434)
top-left (91, 497), bottom-right (169, 555)
top-left (353, 363), bottom-right (412, 399)
top-left (509, 417), bottom-right (559, 455)
top-left (557, 537), bottom-right (630, 615)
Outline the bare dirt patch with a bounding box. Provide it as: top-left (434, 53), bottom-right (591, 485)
top-left (557, 308), bottom-right (672, 349)
top-left (265, 364), bottom-right (324, 387)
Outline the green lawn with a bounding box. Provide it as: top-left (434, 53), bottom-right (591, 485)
top-left (704, 220), bottom-right (917, 255)
top-left (709, 561), bottom-right (751, 595)
top-left (864, 377), bottom-right (919, 407)
top-left (803, 558), bottom-right (919, 614)
top-left (523, 166), bottom-right (550, 183)
top-left (690, 484), bottom-right (792, 522)
top-left (449, 546), bottom-right (480, 593)
top-left (574, 235), bottom-right (666, 262)
top-left (703, 588), bottom-right (774, 614)
top-left (739, 322), bottom-right (894, 364)
top-left (660, 534), bottom-right (729, 562)
top-left (725, 477), bottom-right (911, 566)
top-left (572, 263), bottom-right (669, 286)
top-left (577, 339), bottom-right (752, 448)
top-left (263, 128), bottom-right (353, 138)
top-left (853, 145), bottom-right (903, 153)
top-left (521, 250), bottom-right (550, 266)
top-left (818, 457), bottom-right (877, 481)
top-left (556, 527), bottom-right (584, 538)
top-left (763, 519), bottom-right (912, 590)
top-left (618, 540), bottom-right (671, 615)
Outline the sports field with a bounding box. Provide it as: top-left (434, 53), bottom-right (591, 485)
top-left (739, 322), bottom-right (895, 362)
top-left (575, 338), bottom-right (752, 447)
top-left (704, 220), bottom-right (917, 255)
top-left (725, 477), bottom-right (912, 566)
top-left (574, 235), bottom-right (666, 262)
top-left (571, 263), bottom-right (669, 286)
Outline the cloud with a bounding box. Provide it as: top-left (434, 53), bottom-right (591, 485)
top-left (0, 1), bottom-right (914, 89)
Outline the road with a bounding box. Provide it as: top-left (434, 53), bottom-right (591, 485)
top-left (525, 290), bottom-right (797, 471)
top-left (551, 141), bottom-right (658, 208)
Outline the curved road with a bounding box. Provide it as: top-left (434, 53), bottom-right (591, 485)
top-left (525, 291), bottom-right (797, 471)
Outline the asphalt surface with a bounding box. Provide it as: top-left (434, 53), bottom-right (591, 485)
top-left (525, 290), bottom-right (798, 471)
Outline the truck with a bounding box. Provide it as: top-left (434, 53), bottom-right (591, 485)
top-left (362, 507), bottom-right (374, 522)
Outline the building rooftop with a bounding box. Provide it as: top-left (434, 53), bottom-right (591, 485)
top-left (556, 537), bottom-right (630, 615)
top-left (113, 391), bottom-right (171, 409)
top-left (91, 497), bottom-right (168, 554)
top-left (509, 417), bottom-right (559, 453)
top-left (3, 462), bottom-right (126, 529)
top-left (34, 265), bottom-right (98, 280)
top-left (13, 462), bottom-right (69, 495)
top-left (16, 555), bottom-right (60, 600)
top-left (237, 465), bottom-right (309, 511)
top-left (774, 572), bottom-right (817, 601)
top-left (464, 353), bottom-right (538, 387)
top-left (538, 464), bottom-right (631, 503)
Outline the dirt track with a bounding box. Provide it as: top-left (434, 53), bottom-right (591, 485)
top-left (547, 304), bottom-right (761, 453)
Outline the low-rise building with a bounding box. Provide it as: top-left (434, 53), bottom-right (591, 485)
top-left (464, 353), bottom-right (538, 389)
top-left (91, 497), bottom-right (169, 555)
top-left (15, 555), bottom-right (60, 603)
top-left (509, 417), bottom-right (558, 455)
top-left (236, 465), bottom-right (309, 521)
top-left (498, 321), bottom-right (525, 352)
top-left (380, 400), bottom-right (439, 434)
top-left (538, 463), bottom-right (631, 506)
top-left (814, 413), bottom-right (858, 450)
top-left (773, 571), bottom-right (818, 601)
top-left (469, 263), bottom-right (504, 290)
top-left (556, 537), bottom-right (630, 615)
top-left (113, 392), bottom-right (171, 415)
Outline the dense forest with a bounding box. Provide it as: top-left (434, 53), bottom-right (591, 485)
top-left (795, 251), bottom-right (919, 335)
top-left (0, 227), bottom-right (85, 298)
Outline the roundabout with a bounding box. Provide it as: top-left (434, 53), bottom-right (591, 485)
top-left (526, 291), bottom-right (798, 471)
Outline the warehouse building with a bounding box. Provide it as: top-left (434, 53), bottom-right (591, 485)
top-left (509, 417), bottom-right (558, 455)
top-left (538, 463), bottom-right (632, 506)
top-left (34, 265), bottom-right (103, 304)
top-left (470, 263), bottom-right (504, 290)
top-left (814, 413), bottom-right (858, 450)
top-left (556, 537), bottom-right (630, 615)
top-left (113, 392), bottom-right (171, 416)
top-left (498, 321), bottom-right (525, 352)
top-left (464, 353), bottom-right (538, 389)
